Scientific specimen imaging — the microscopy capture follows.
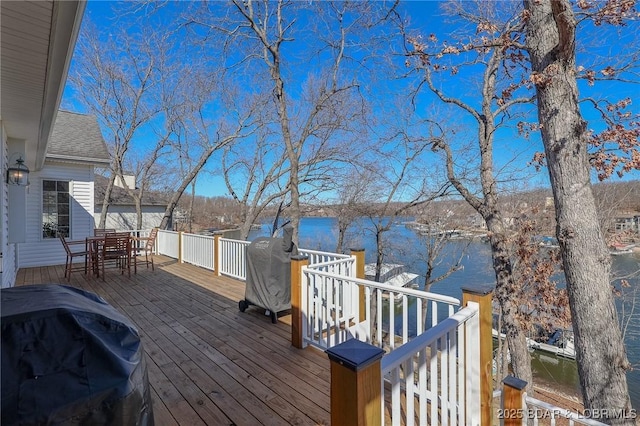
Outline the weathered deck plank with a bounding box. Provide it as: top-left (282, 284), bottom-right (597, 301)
top-left (16, 256), bottom-right (331, 426)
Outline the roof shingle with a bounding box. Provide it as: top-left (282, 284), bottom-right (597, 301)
top-left (46, 110), bottom-right (110, 164)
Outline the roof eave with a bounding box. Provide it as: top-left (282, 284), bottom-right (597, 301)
top-left (46, 155), bottom-right (111, 167)
top-left (36, 1), bottom-right (87, 171)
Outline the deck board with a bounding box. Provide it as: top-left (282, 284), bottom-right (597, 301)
top-left (15, 256), bottom-right (331, 426)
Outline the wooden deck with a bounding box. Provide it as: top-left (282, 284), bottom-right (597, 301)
top-left (16, 256), bottom-right (331, 426)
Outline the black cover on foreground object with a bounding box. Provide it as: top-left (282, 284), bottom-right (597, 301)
top-left (1, 284), bottom-right (154, 426)
top-left (244, 225), bottom-right (297, 315)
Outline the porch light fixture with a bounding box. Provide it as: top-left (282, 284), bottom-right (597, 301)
top-left (6, 157), bottom-right (30, 186)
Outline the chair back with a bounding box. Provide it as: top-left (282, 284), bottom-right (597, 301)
top-left (94, 228), bottom-right (116, 237)
top-left (102, 232), bottom-right (131, 257)
top-left (145, 228), bottom-right (159, 251)
top-left (58, 234), bottom-right (71, 255)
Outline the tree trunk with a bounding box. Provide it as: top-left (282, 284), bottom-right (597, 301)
top-left (159, 146), bottom-right (216, 230)
top-left (486, 217), bottom-right (533, 388)
top-left (98, 174), bottom-right (116, 229)
top-left (271, 68), bottom-right (301, 246)
top-left (525, 0), bottom-right (632, 419)
top-left (135, 198), bottom-right (143, 231)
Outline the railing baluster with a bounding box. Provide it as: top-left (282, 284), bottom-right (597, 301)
top-left (448, 328), bottom-right (457, 423)
top-left (402, 295), bottom-right (409, 345)
top-left (440, 334), bottom-right (449, 426)
top-left (419, 348), bottom-right (427, 426)
top-left (405, 356), bottom-right (415, 426)
top-left (389, 292), bottom-right (395, 350)
top-left (376, 288), bottom-right (383, 346)
top-left (429, 340), bottom-right (438, 424)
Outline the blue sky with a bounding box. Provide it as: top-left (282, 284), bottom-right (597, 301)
top-left (63, 0), bottom-right (639, 199)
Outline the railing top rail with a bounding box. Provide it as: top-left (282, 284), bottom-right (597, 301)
top-left (158, 229), bottom-right (179, 235)
top-left (183, 232), bottom-right (214, 239)
top-left (298, 248), bottom-right (352, 259)
top-left (306, 257), bottom-right (355, 269)
top-left (381, 302), bottom-right (478, 373)
top-left (302, 267), bottom-right (461, 306)
top-left (524, 395), bottom-right (608, 425)
top-left (219, 237), bottom-right (250, 244)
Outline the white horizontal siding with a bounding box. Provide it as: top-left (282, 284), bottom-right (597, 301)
top-left (0, 125), bottom-right (17, 287)
top-left (2, 244), bottom-right (17, 289)
top-left (96, 205), bottom-right (165, 231)
top-left (18, 162), bottom-right (95, 268)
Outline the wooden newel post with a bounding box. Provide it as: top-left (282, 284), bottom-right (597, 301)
top-left (326, 339), bottom-right (385, 426)
top-left (290, 255), bottom-right (309, 349)
top-left (213, 233), bottom-right (223, 276)
top-left (462, 285), bottom-right (494, 426)
top-left (350, 248), bottom-right (366, 322)
top-left (502, 376), bottom-right (527, 426)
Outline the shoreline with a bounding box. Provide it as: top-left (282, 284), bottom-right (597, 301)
top-left (533, 381), bottom-right (583, 413)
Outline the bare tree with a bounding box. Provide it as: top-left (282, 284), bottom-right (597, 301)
top-left (524, 0), bottom-right (634, 419)
top-left (184, 1), bottom-right (396, 245)
top-left (222, 128), bottom-right (290, 240)
top-left (158, 71), bottom-right (260, 230)
top-left (67, 21), bottom-right (176, 229)
top-left (403, 1), bottom-right (538, 386)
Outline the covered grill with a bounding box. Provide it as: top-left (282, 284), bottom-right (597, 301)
top-left (240, 225), bottom-right (297, 323)
top-left (1, 284), bottom-right (154, 426)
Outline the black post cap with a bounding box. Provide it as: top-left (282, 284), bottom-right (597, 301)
top-left (326, 339), bottom-right (385, 372)
top-left (502, 375), bottom-right (528, 391)
top-left (461, 284), bottom-right (495, 296)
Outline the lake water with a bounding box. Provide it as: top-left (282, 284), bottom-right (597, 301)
top-left (252, 216), bottom-right (640, 408)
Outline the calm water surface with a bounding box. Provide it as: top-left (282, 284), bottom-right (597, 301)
top-left (253, 216), bottom-right (640, 408)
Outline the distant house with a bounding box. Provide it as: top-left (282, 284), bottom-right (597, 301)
top-left (94, 175), bottom-right (171, 231)
top-left (614, 214), bottom-right (640, 234)
top-left (1, 0), bottom-right (107, 285)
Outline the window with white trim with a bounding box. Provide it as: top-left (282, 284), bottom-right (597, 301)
top-left (42, 180), bottom-right (70, 238)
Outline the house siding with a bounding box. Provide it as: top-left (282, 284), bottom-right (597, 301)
top-left (1, 122), bottom-right (17, 288)
top-left (96, 205), bottom-right (165, 231)
top-left (18, 162), bottom-right (96, 268)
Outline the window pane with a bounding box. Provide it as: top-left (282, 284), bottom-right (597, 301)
top-left (57, 181), bottom-right (69, 192)
top-left (43, 194), bottom-right (56, 206)
top-left (58, 226), bottom-right (69, 238)
top-left (58, 203), bottom-right (69, 215)
top-left (58, 193), bottom-right (69, 205)
top-left (58, 215), bottom-right (69, 226)
top-left (43, 180), bottom-right (56, 191)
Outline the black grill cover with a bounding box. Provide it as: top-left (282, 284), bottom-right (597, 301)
top-left (245, 226), bottom-right (297, 314)
top-left (1, 284), bottom-right (154, 426)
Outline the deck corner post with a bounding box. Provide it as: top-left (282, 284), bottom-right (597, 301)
top-left (326, 339), bottom-right (384, 426)
top-left (349, 248), bottom-right (366, 322)
top-left (213, 233), bottom-right (223, 276)
top-left (462, 284), bottom-right (494, 426)
top-left (501, 376), bottom-right (528, 426)
top-left (178, 231), bottom-right (183, 263)
top-left (290, 254), bottom-right (309, 349)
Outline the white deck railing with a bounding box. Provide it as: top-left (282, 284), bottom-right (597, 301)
top-left (219, 238), bottom-right (250, 279)
top-left (182, 233), bottom-right (215, 270)
top-left (381, 302), bottom-right (480, 426)
top-left (492, 390), bottom-right (608, 426)
top-left (522, 395), bottom-right (607, 426)
top-left (300, 266), bottom-right (460, 351)
top-left (157, 230), bottom-right (180, 259)
top-left (298, 248), bottom-right (353, 266)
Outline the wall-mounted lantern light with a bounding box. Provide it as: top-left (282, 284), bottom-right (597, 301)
top-left (6, 157), bottom-right (30, 186)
